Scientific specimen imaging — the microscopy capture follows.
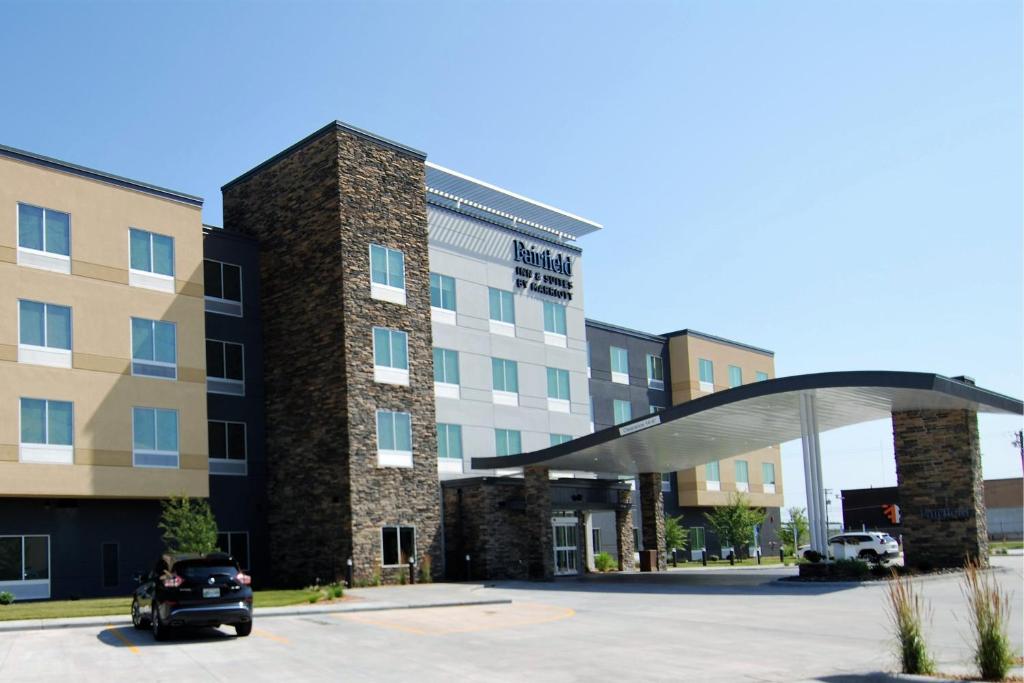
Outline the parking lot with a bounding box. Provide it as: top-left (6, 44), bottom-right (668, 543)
top-left (1, 556), bottom-right (1020, 682)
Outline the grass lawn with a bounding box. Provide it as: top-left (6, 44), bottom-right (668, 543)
top-left (0, 588), bottom-right (321, 622)
top-left (991, 540), bottom-right (1023, 552)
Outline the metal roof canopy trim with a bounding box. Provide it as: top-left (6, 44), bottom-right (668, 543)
top-left (472, 371), bottom-right (1024, 475)
top-left (425, 162), bottom-right (602, 243)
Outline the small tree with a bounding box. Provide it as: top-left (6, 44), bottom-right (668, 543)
top-left (664, 515), bottom-right (688, 555)
top-left (159, 495), bottom-right (218, 554)
top-left (704, 493), bottom-right (765, 558)
top-left (778, 507), bottom-right (809, 555)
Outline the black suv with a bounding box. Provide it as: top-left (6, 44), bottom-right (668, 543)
top-left (131, 552), bottom-right (253, 640)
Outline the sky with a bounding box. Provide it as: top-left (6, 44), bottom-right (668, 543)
top-left (2, 0), bottom-right (1021, 522)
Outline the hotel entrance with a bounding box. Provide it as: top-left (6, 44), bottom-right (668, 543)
top-left (552, 516), bottom-right (579, 576)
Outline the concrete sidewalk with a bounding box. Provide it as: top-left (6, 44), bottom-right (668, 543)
top-left (0, 582), bottom-right (507, 633)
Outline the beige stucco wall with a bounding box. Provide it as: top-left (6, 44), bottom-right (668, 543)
top-left (0, 155), bottom-right (208, 498)
top-left (668, 333), bottom-right (784, 509)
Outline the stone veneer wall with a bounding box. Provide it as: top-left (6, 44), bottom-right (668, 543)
top-left (893, 409), bottom-right (988, 569)
top-left (223, 124), bottom-right (440, 585)
top-left (442, 481), bottom-right (531, 580)
top-left (616, 488), bottom-right (636, 571)
top-left (638, 472), bottom-right (666, 570)
top-left (524, 466), bottom-right (555, 580)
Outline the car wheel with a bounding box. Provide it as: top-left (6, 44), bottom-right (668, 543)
top-left (131, 599), bottom-right (147, 630)
top-left (234, 621), bottom-right (252, 637)
top-left (859, 550), bottom-right (879, 563)
top-left (152, 602), bottom-right (171, 642)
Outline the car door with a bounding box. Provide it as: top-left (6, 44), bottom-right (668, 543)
top-left (139, 560), bottom-right (164, 617)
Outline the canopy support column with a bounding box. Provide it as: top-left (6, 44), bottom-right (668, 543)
top-left (638, 473), bottom-right (666, 571)
top-left (799, 392), bottom-right (829, 554)
top-left (524, 465), bottom-right (554, 580)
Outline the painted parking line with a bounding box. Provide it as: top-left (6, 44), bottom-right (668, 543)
top-left (105, 625), bottom-right (141, 654)
top-left (253, 627), bottom-right (289, 644)
top-left (334, 602), bottom-right (575, 636)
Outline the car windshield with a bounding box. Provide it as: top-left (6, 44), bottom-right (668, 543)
top-left (176, 563), bottom-right (238, 580)
top-left (882, 535), bottom-right (897, 543)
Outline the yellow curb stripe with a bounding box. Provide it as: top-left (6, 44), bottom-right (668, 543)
top-left (253, 627), bottom-right (289, 644)
top-left (106, 625), bottom-right (140, 654)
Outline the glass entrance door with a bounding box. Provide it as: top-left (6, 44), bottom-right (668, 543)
top-left (552, 517), bottom-right (579, 576)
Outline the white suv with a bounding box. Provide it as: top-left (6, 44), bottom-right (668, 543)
top-left (799, 532), bottom-right (900, 562)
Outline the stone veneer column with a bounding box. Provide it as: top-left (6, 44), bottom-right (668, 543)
top-left (524, 466), bottom-right (554, 580)
top-left (616, 488), bottom-right (636, 571)
top-left (638, 473), bottom-right (666, 571)
top-left (893, 409), bottom-right (988, 569)
top-left (223, 123), bottom-right (440, 586)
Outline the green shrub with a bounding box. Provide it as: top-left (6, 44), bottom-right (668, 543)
top-left (885, 570), bottom-right (934, 675)
top-left (709, 555), bottom-right (720, 562)
top-left (594, 552), bottom-right (616, 572)
top-left (307, 595), bottom-right (318, 604)
top-left (834, 559), bottom-right (870, 580)
top-left (419, 556), bottom-right (433, 584)
top-left (962, 557), bottom-right (1016, 681)
top-left (804, 550), bottom-right (822, 563)
top-left (0, 591), bottom-right (13, 605)
top-left (399, 571), bottom-right (407, 585)
top-left (330, 584), bottom-right (344, 599)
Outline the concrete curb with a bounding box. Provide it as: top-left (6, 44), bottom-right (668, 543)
top-left (773, 564), bottom-right (1013, 588)
top-left (0, 597), bottom-right (512, 634)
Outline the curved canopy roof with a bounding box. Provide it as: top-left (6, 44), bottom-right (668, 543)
top-left (471, 371), bottom-right (1023, 475)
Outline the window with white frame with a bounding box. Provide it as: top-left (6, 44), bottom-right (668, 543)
top-left (206, 339), bottom-right (244, 395)
top-left (705, 460), bottom-right (721, 491)
top-left (762, 462), bottom-right (776, 494)
top-left (491, 357), bottom-right (518, 405)
top-left (208, 420), bottom-right (247, 476)
top-left (646, 354), bottom-right (664, 389)
top-left (429, 273), bottom-right (456, 323)
top-left (543, 301), bottom-right (567, 346)
top-left (756, 371), bottom-right (769, 382)
top-left (376, 410), bottom-right (412, 467)
top-left (204, 259), bottom-right (243, 316)
top-left (728, 365), bottom-right (742, 388)
top-left (613, 399), bottom-right (632, 425)
top-left (610, 346), bottom-right (629, 384)
top-left (546, 367), bottom-right (570, 413)
top-left (488, 288), bottom-right (515, 326)
top-left (17, 203), bottom-right (70, 274)
top-left (550, 433), bottom-right (571, 446)
top-left (661, 472), bottom-right (672, 493)
top-left (129, 228), bottom-right (175, 292)
top-left (433, 348), bottom-right (459, 399)
top-left (698, 358), bottom-right (714, 391)
top-left (132, 407), bottom-right (179, 468)
top-left (495, 429), bottom-right (522, 456)
top-left (370, 244), bottom-right (406, 305)
top-left (436, 424), bottom-right (462, 459)
top-left (735, 460), bottom-right (750, 492)
top-left (373, 327), bottom-right (409, 386)
top-left (131, 317), bottom-right (177, 380)
top-left (381, 526), bottom-right (415, 566)
top-left (19, 398), bottom-right (73, 464)
top-left (216, 531), bottom-right (250, 570)
top-left (18, 300), bottom-right (71, 368)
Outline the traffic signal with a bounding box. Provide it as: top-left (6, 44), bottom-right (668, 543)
top-left (882, 503), bottom-right (901, 524)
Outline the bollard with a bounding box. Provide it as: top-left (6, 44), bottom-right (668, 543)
top-left (729, 552), bottom-right (735, 566)
top-left (779, 549), bottom-right (784, 564)
top-left (464, 554), bottom-right (471, 581)
top-left (756, 550), bottom-right (761, 565)
top-left (671, 548), bottom-right (677, 568)
top-left (701, 548), bottom-right (707, 567)
top-left (346, 558), bottom-right (353, 588)
top-left (408, 558), bottom-right (416, 585)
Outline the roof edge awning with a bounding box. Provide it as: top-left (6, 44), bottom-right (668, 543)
top-left (471, 371), bottom-right (1023, 475)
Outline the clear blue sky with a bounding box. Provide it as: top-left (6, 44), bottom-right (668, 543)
top-left (3, 1), bottom-right (1021, 519)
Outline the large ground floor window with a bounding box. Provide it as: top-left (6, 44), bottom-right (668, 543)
top-left (0, 535), bottom-right (50, 600)
top-left (381, 526), bottom-right (415, 567)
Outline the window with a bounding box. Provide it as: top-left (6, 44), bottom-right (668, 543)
top-left (762, 462), bottom-right (777, 494)
top-left (756, 371), bottom-right (769, 382)
top-left (208, 420), bottom-right (247, 476)
top-left (546, 367), bottom-right (570, 412)
top-left (492, 357), bottom-right (519, 404)
top-left (206, 339), bottom-right (244, 395)
top-left (610, 346), bottom-right (629, 384)
top-left (488, 288), bottom-right (515, 324)
top-left (102, 542), bottom-right (119, 588)
top-left (132, 407), bottom-right (179, 468)
top-left (381, 526), bottom-right (415, 566)
top-left (129, 228), bottom-right (174, 292)
top-left (18, 300), bottom-right (71, 368)
top-left (19, 398), bottom-right (73, 464)
top-left (649, 405), bottom-right (662, 414)
top-left (0, 535), bottom-right (50, 600)
top-left (698, 358), bottom-right (714, 390)
top-left (433, 348), bottom-right (459, 399)
top-left (586, 343), bottom-right (591, 377)
top-left (18, 203), bottom-right (69, 274)
top-left (689, 527), bottom-right (706, 551)
top-left (646, 354), bottom-right (664, 389)
top-left (495, 429), bottom-right (522, 456)
top-left (550, 433), bottom-right (571, 446)
top-left (592, 528), bottom-right (601, 554)
top-left (373, 327), bottom-right (409, 386)
top-left (436, 424), bottom-right (462, 459)
top-left (217, 532), bottom-right (250, 570)
top-left (705, 461), bottom-right (720, 491)
top-left (430, 273), bottom-right (456, 313)
top-left (376, 410), bottom-right (412, 467)
top-left (370, 244), bottom-right (406, 305)
top-left (131, 317), bottom-right (177, 380)
top-left (613, 399), bottom-right (632, 425)
top-left (735, 460), bottom-right (750, 492)
top-left (728, 365), bottom-right (742, 388)
top-left (662, 472), bottom-right (672, 493)
top-left (543, 302), bottom-right (567, 345)
top-left (203, 259), bottom-right (243, 316)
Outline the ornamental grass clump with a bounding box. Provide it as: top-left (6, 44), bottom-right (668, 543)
top-left (962, 557), bottom-right (1016, 681)
top-left (885, 569), bottom-right (935, 675)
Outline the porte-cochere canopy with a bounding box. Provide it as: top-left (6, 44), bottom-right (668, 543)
top-left (471, 371), bottom-right (1023, 475)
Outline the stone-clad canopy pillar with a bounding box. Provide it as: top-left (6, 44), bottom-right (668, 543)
top-left (616, 487), bottom-right (636, 571)
top-left (524, 465), bottom-right (554, 580)
top-left (638, 472), bottom-right (666, 571)
top-left (893, 408), bottom-right (988, 569)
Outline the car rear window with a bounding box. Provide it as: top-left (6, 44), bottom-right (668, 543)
top-left (176, 563), bottom-right (238, 580)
